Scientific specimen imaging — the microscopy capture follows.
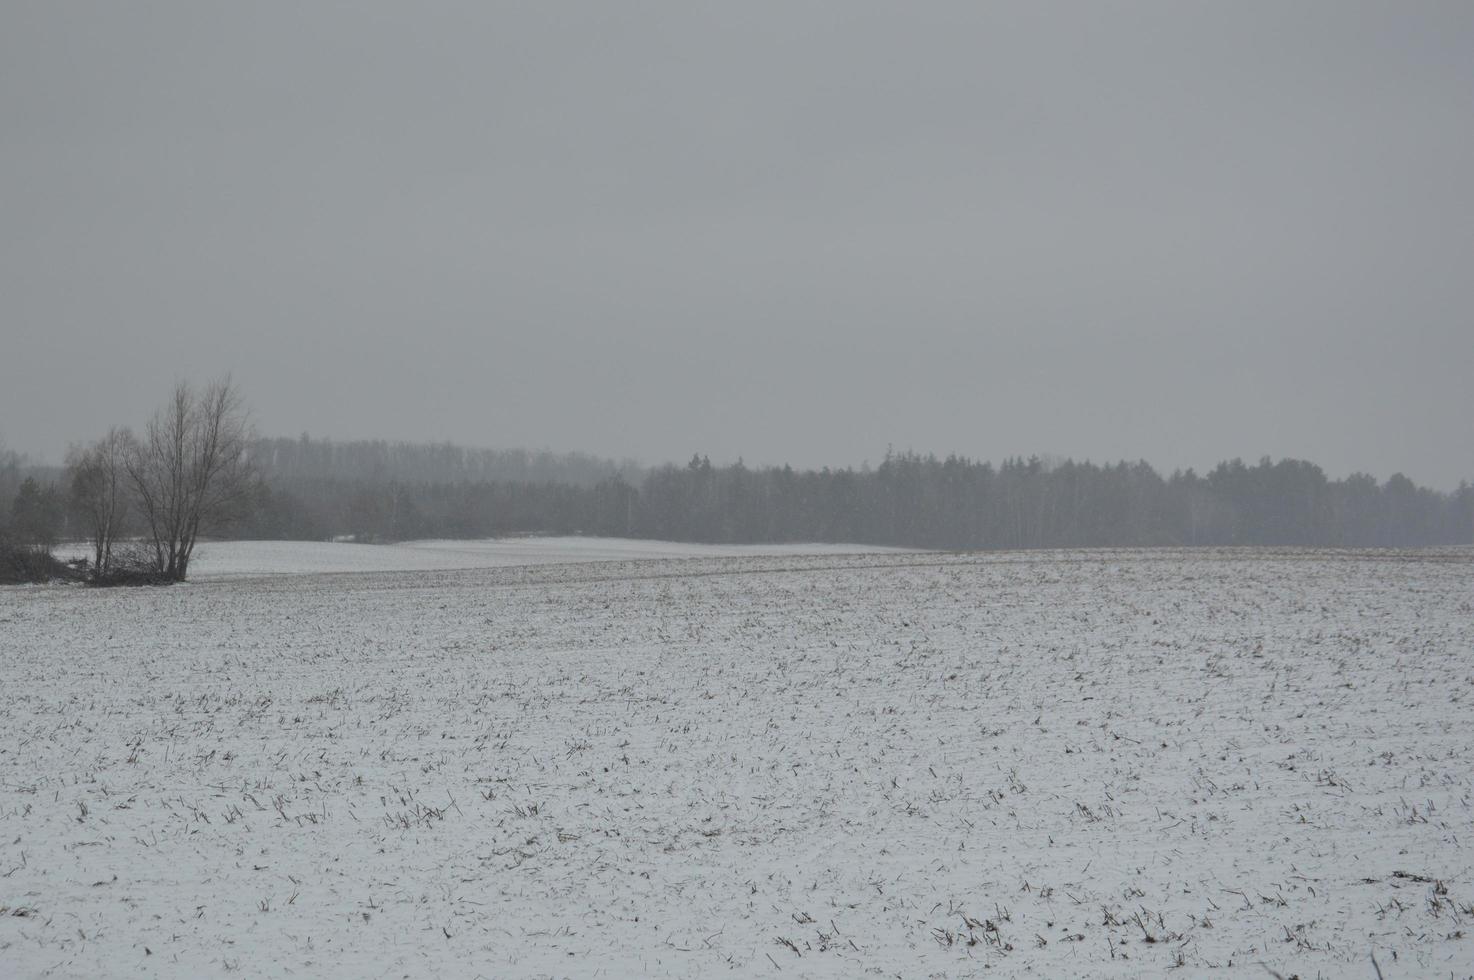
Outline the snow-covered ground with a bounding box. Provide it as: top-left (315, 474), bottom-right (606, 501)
top-left (54, 536), bottom-right (909, 580)
top-left (2, 547), bottom-right (1471, 978)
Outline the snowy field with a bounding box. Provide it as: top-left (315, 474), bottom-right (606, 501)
top-left (53, 536), bottom-right (907, 580)
top-left (2, 546), bottom-right (1472, 979)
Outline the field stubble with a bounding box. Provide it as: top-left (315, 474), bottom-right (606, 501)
top-left (1, 547), bottom-right (1471, 978)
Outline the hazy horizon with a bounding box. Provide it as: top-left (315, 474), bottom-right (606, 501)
top-left (7, 423), bottom-right (1469, 494)
top-left (4, 3), bottom-right (1472, 489)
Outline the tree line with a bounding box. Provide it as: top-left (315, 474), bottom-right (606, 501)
top-left (240, 444), bottom-right (1471, 550)
top-left (253, 436), bottom-right (636, 487)
top-left (3, 388), bottom-right (1470, 583)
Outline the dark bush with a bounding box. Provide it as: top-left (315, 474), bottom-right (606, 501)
top-left (0, 543), bottom-right (81, 584)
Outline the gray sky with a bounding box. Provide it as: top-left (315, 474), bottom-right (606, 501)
top-left (3, 2), bottom-right (1471, 487)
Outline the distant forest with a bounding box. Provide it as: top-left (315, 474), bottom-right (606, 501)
top-left (240, 437), bottom-right (1470, 548)
top-left (4, 435), bottom-right (1470, 553)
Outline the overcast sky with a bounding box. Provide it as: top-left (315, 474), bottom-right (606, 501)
top-left (3, 2), bottom-right (1471, 487)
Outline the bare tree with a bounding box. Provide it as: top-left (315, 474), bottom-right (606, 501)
top-left (66, 427), bottom-right (135, 577)
top-left (126, 378), bottom-right (254, 581)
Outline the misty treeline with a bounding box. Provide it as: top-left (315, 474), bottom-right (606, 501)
top-left (240, 442), bottom-right (1471, 549)
top-left (254, 436), bottom-right (637, 488)
top-left (4, 429), bottom-right (1470, 577)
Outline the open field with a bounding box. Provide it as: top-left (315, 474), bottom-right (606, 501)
top-left (2, 545), bottom-right (1472, 978)
top-left (52, 537), bottom-right (907, 580)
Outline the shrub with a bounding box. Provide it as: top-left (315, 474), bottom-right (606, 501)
top-left (0, 541), bottom-right (80, 584)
